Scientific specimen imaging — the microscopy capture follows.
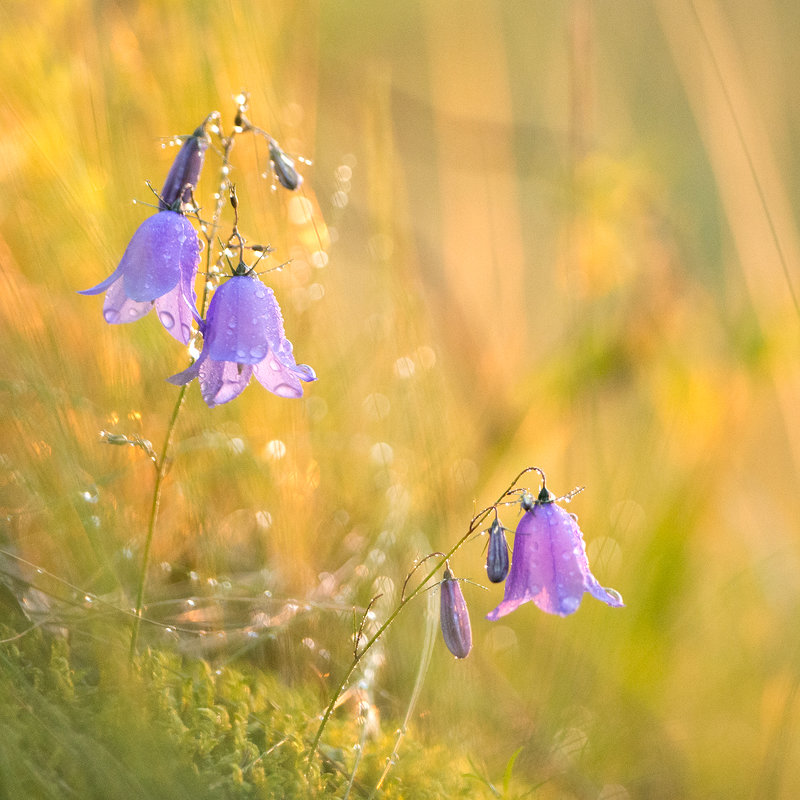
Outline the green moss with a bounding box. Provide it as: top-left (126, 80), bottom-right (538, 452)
top-left (0, 627), bottom-right (498, 799)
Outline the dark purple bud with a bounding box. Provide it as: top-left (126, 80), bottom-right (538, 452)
top-left (269, 139), bottom-right (302, 191)
top-left (486, 519), bottom-right (510, 583)
top-left (160, 124), bottom-right (210, 210)
top-left (440, 567), bottom-right (472, 659)
top-left (537, 485), bottom-right (555, 504)
top-left (521, 486), bottom-right (553, 511)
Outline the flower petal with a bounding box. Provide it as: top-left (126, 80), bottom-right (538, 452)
top-left (260, 288), bottom-right (301, 366)
top-left (78, 264), bottom-right (125, 296)
top-left (204, 275), bottom-right (271, 364)
top-left (166, 355), bottom-right (203, 386)
top-left (155, 282), bottom-right (195, 344)
top-left (120, 212), bottom-right (194, 302)
top-left (253, 353), bottom-right (314, 398)
top-left (102, 276), bottom-right (153, 324)
top-left (198, 359), bottom-right (253, 407)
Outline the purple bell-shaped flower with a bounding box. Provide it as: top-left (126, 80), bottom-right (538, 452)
top-left (79, 210), bottom-right (200, 344)
top-left (168, 268), bottom-right (315, 407)
top-left (487, 485), bottom-right (624, 619)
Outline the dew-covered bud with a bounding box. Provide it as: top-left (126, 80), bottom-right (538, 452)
top-left (100, 431), bottom-right (130, 445)
top-left (160, 124), bottom-right (210, 210)
top-left (268, 139), bottom-right (302, 191)
top-left (486, 519), bottom-right (509, 583)
top-left (440, 566), bottom-right (472, 659)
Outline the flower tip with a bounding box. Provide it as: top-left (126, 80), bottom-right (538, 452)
top-left (297, 364), bottom-right (317, 382)
top-left (602, 586), bottom-right (625, 607)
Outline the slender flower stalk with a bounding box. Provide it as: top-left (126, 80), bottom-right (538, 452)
top-left (128, 384), bottom-right (187, 658)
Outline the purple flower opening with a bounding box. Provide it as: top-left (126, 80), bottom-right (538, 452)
top-left (159, 125), bottom-right (210, 211)
top-left (168, 272), bottom-right (315, 407)
top-left (440, 567), bottom-right (472, 659)
top-left (79, 211), bottom-right (200, 344)
top-left (487, 491), bottom-right (624, 619)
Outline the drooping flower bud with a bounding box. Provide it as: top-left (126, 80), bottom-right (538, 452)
top-left (486, 519), bottom-right (510, 583)
top-left (159, 124), bottom-right (210, 210)
top-left (268, 138), bottom-right (302, 191)
top-left (440, 566), bottom-right (472, 659)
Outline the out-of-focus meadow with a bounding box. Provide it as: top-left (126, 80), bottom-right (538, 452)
top-left (2, 0), bottom-right (800, 797)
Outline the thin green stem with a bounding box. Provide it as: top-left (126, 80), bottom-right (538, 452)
top-left (129, 383), bottom-right (187, 660)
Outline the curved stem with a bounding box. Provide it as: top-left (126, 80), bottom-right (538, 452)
top-left (129, 383), bottom-right (187, 660)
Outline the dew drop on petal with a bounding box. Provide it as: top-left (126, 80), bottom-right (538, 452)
top-left (605, 587), bottom-right (624, 604)
top-left (274, 383), bottom-right (301, 398)
top-left (561, 596), bottom-right (581, 614)
top-left (103, 309), bottom-right (120, 323)
top-left (159, 311), bottom-right (175, 329)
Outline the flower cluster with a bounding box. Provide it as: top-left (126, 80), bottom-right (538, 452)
top-left (80, 110), bottom-right (315, 407)
top-left (439, 468), bottom-right (624, 658)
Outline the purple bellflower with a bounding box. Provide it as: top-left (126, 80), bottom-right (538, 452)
top-left (167, 267), bottom-right (316, 407)
top-left (440, 565), bottom-right (472, 659)
top-left (79, 210), bottom-right (200, 344)
top-left (487, 486), bottom-right (624, 619)
top-left (159, 124), bottom-right (210, 210)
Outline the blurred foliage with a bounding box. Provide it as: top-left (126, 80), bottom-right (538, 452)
top-left (2, 0), bottom-right (800, 797)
